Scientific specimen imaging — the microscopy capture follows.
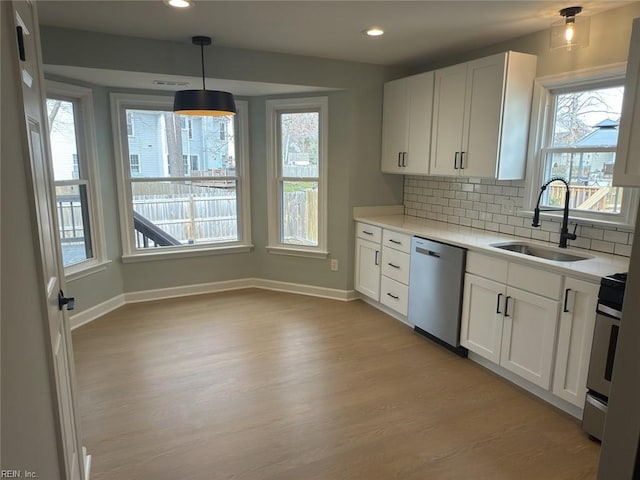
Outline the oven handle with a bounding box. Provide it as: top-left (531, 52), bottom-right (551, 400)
top-left (597, 303), bottom-right (622, 320)
top-left (586, 394), bottom-right (607, 412)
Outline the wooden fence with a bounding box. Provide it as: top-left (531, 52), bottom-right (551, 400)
top-left (57, 183), bottom-right (320, 249)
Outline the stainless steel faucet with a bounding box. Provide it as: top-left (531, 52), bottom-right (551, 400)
top-left (532, 177), bottom-right (577, 249)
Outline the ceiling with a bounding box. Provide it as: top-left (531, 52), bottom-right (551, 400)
top-left (38, 1), bottom-right (633, 68)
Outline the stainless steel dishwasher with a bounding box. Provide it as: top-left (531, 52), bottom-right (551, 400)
top-left (408, 236), bottom-right (467, 356)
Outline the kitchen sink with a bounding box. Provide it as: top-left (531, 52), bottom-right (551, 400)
top-left (490, 242), bottom-right (592, 262)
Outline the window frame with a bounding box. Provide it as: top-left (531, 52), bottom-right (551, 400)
top-left (266, 96), bottom-right (329, 258)
top-left (46, 80), bottom-right (108, 280)
top-left (110, 93), bottom-right (252, 262)
top-left (524, 64), bottom-right (638, 231)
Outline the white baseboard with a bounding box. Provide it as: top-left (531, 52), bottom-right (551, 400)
top-left (72, 279), bottom-right (357, 329)
top-left (70, 294), bottom-right (126, 330)
top-left (252, 278), bottom-right (358, 301)
top-left (125, 278), bottom-right (255, 304)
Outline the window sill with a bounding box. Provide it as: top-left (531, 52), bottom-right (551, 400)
top-left (520, 210), bottom-right (636, 232)
top-left (121, 244), bottom-right (254, 263)
top-left (266, 246), bottom-right (329, 259)
top-left (65, 259), bottom-right (111, 282)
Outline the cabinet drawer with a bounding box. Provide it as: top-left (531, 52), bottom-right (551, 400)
top-left (466, 252), bottom-right (508, 283)
top-left (380, 276), bottom-right (409, 316)
top-left (356, 222), bottom-right (382, 243)
top-left (382, 229), bottom-right (411, 253)
top-left (382, 247), bottom-right (410, 285)
top-left (507, 263), bottom-right (562, 300)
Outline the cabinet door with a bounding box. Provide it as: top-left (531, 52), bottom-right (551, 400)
top-left (461, 53), bottom-right (505, 178)
top-left (461, 274), bottom-right (506, 363)
top-left (355, 238), bottom-right (381, 301)
top-left (430, 63), bottom-right (467, 175)
top-left (381, 78), bottom-right (409, 173)
top-left (614, 18), bottom-right (640, 186)
top-left (500, 287), bottom-right (559, 389)
top-left (404, 72), bottom-right (434, 175)
top-left (553, 278), bottom-right (599, 407)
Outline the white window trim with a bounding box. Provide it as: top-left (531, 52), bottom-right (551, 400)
top-left (265, 96), bottom-right (329, 258)
top-left (110, 93), bottom-right (252, 260)
top-left (47, 80), bottom-right (109, 280)
top-left (523, 63), bottom-right (638, 232)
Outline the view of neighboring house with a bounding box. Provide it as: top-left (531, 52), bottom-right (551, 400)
top-left (127, 110), bottom-right (234, 178)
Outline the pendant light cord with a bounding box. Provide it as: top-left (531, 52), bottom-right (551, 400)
top-left (200, 43), bottom-right (206, 91)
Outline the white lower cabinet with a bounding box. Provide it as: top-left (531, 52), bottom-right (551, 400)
top-left (500, 286), bottom-right (559, 389)
top-left (461, 274), bottom-right (505, 363)
top-left (462, 252), bottom-right (567, 391)
top-left (355, 237), bottom-right (381, 301)
top-left (552, 277), bottom-right (599, 407)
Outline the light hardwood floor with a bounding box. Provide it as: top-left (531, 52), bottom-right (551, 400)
top-left (72, 289), bottom-right (599, 480)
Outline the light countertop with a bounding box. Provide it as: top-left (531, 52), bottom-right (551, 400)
top-left (355, 214), bottom-right (630, 282)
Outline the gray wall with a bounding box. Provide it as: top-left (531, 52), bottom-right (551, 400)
top-left (412, 2), bottom-right (640, 75)
top-left (1, 2), bottom-right (63, 477)
top-left (40, 27), bottom-right (406, 307)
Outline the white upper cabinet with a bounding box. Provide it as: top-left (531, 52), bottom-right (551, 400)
top-left (381, 71), bottom-right (434, 175)
top-left (430, 51), bottom-right (537, 179)
top-left (614, 17), bottom-right (640, 186)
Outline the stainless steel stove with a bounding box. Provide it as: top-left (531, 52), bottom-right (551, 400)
top-left (582, 272), bottom-right (627, 441)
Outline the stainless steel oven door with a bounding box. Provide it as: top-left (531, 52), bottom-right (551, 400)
top-left (586, 305), bottom-right (621, 397)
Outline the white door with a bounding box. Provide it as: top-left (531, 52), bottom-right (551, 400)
top-left (381, 77), bottom-right (409, 173)
top-left (500, 286), bottom-right (559, 389)
top-left (461, 53), bottom-right (505, 177)
top-left (553, 278), bottom-right (599, 407)
top-left (355, 238), bottom-right (381, 301)
top-left (13, 2), bottom-right (84, 479)
top-left (460, 274), bottom-right (506, 363)
top-left (430, 63), bottom-right (467, 176)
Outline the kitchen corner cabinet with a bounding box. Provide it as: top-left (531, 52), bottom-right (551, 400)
top-left (430, 51), bottom-right (537, 179)
top-left (381, 71), bottom-right (434, 175)
top-left (552, 277), bottom-right (599, 407)
top-left (354, 223), bottom-right (382, 301)
top-left (614, 17), bottom-right (640, 186)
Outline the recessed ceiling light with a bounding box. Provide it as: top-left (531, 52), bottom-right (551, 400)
top-left (164, 0), bottom-right (192, 8)
top-left (364, 27), bottom-right (384, 37)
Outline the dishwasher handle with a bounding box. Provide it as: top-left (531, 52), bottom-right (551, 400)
top-left (415, 246), bottom-right (441, 258)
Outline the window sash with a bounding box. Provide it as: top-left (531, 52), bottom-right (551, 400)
top-left (266, 97), bottom-right (328, 256)
top-left (111, 94), bottom-right (251, 257)
top-left (47, 83), bottom-right (105, 275)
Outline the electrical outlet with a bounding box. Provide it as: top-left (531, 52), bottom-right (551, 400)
top-left (330, 259), bottom-right (339, 271)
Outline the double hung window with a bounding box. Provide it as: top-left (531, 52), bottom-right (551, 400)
top-left (266, 97), bottom-right (328, 257)
top-left (528, 68), bottom-right (637, 228)
top-left (46, 81), bottom-right (106, 278)
top-left (111, 94), bottom-right (251, 259)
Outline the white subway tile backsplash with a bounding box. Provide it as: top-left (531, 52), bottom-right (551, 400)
top-left (614, 244), bottom-right (632, 256)
top-left (403, 176), bottom-right (633, 257)
top-left (604, 230), bottom-right (629, 244)
top-left (531, 230), bottom-right (550, 242)
top-left (590, 240), bottom-right (615, 254)
top-left (581, 226), bottom-right (605, 240)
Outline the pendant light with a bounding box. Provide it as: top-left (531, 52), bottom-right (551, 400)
top-left (174, 36), bottom-right (236, 116)
top-left (550, 6), bottom-right (590, 51)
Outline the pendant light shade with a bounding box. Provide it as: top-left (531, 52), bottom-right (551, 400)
top-left (550, 6), bottom-right (590, 51)
top-left (174, 36), bottom-right (236, 116)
